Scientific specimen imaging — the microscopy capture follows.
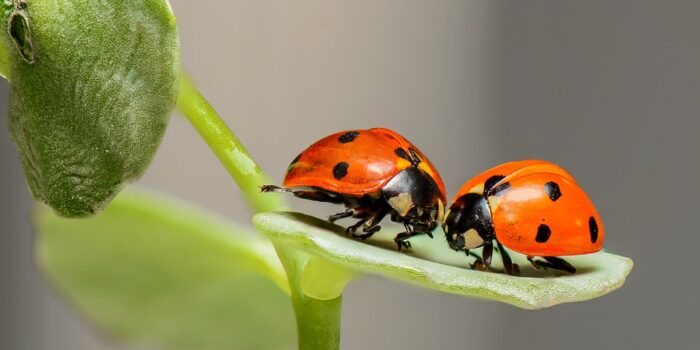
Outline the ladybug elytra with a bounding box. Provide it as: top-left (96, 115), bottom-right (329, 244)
top-left (262, 128), bottom-right (446, 250)
top-left (442, 160), bottom-right (604, 275)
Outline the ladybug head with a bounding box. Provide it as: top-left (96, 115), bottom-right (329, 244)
top-left (443, 193), bottom-right (495, 252)
top-left (382, 167), bottom-right (445, 234)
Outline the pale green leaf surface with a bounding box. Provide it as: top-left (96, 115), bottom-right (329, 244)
top-left (3, 0), bottom-right (180, 217)
top-left (36, 189), bottom-right (295, 350)
top-left (254, 212), bottom-right (633, 310)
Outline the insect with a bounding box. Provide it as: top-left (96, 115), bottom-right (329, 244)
top-left (262, 128), bottom-right (446, 250)
top-left (442, 160), bottom-right (604, 275)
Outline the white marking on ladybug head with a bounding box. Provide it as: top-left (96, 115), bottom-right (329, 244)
top-left (387, 192), bottom-right (414, 217)
top-left (464, 229), bottom-right (485, 249)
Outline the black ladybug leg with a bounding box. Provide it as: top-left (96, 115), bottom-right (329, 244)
top-left (415, 223), bottom-right (434, 239)
top-left (404, 223), bottom-right (434, 239)
top-left (466, 250), bottom-right (484, 261)
top-left (393, 232), bottom-right (412, 251)
top-left (527, 256), bottom-right (576, 274)
top-left (260, 185), bottom-right (291, 193)
top-left (328, 209), bottom-right (353, 223)
top-left (466, 250), bottom-right (488, 271)
top-left (482, 241), bottom-right (493, 268)
top-left (261, 185), bottom-right (345, 204)
top-left (527, 257), bottom-right (541, 270)
top-left (353, 208), bottom-right (389, 240)
top-left (392, 223), bottom-right (415, 251)
top-left (544, 256), bottom-right (576, 273)
top-left (346, 219), bottom-right (368, 235)
top-left (496, 241), bottom-right (518, 275)
top-left (470, 245), bottom-right (492, 271)
top-left (544, 257), bottom-right (576, 273)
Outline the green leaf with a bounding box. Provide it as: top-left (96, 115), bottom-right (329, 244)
top-left (3, 0), bottom-right (180, 217)
top-left (253, 212), bottom-right (634, 310)
top-left (36, 189), bottom-right (296, 350)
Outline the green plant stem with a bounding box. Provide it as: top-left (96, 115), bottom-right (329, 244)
top-left (177, 72), bottom-right (343, 350)
top-left (176, 73), bottom-right (287, 214)
top-left (276, 245), bottom-right (342, 350)
top-left (293, 293), bottom-right (342, 350)
top-left (0, 1), bottom-right (11, 81)
top-left (0, 35), bottom-right (10, 80)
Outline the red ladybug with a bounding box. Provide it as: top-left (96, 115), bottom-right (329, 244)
top-left (442, 160), bottom-right (604, 275)
top-left (262, 128), bottom-right (446, 250)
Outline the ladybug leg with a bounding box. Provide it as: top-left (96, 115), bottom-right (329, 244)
top-left (544, 257), bottom-right (576, 273)
top-left (346, 219), bottom-right (369, 235)
top-left (393, 232), bottom-right (412, 251)
top-left (328, 209), bottom-right (354, 223)
top-left (482, 241), bottom-right (494, 268)
top-left (355, 225), bottom-right (382, 240)
top-left (527, 256), bottom-right (576, 274)
top-left (261, 185), bottom-right (344, 204)
top-left (467, 250), bottom-right (488, 271)
top-left (393, 223), bottom-right (414, 251)
top-left (466, 250), bottom-right (484, 261)
top-left (527, 257), bottom-right (542, 270)
top-left (359, 208), bottom-right (388, 237)
top-left (260, 185), bottom-right (292, 193)
top-left (348, 207), bottom-right (388, 240)
top-left (495, 241), bottom-right (519, 275)
top-left (412, 223), bottom-right (434, 239)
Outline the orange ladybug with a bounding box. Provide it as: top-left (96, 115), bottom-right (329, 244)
top-left (262, 128), bottom-right (446, 250)
top-left (442, 160), bottom-right (604, 274)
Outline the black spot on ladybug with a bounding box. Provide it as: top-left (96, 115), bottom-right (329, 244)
top-left (287, 153), bottom-right (302, 171)
top-left (333, 162), bottom-right (349, 180)
top-left (394, 148), bottom-right (411, 161)
top-left (490, 182), bottom-right (511, 196)
top-left (408, 148), bottom-right (422, 164)
top-left (544, 181), bottom-right (562, 201)
top-left (484, 175), bottom-right (505, 195)
top-left (535, 224), bottom-right (551, 243)
top-left (338, 131), bottom-right (360, 143)
top-left (589, 216), bottom-right (599, 243)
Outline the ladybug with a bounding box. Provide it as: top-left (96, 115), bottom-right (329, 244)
top-left (442, 160), bottom-right (604, 275)
top-left (262, 128), bottom-right (446, 250)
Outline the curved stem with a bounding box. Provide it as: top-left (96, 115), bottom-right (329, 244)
top-left (177, 72), bottom-right (343, 350)
top-left (0, 1), bottom-right (10, 81)
top-left (176, 72), bottom-right (287, 214)
top-left (276, 245), bottom-right (342, 350)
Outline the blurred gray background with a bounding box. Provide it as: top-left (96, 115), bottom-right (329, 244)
top-left (1, 0), bottom-right (698, 349)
